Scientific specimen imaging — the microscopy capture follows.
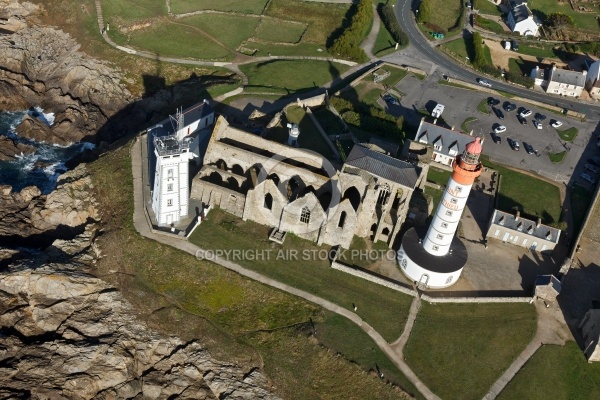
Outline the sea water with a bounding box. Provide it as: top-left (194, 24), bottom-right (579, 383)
top-left (0, 107), bottom-right (95, 194)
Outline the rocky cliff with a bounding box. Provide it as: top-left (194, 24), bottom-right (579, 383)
top-left (0, 165), bottom-right (278, 399)
top-left (0, 0), bottom-right (133, 146)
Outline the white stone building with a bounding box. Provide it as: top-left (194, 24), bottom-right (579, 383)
top-left (505, 0), bottom-right (540, 36)
top-left (414, 119), bottom-right (480, 167)
top-left (486, 210), bottom-right (561, 253)
top-left (585, 59), bottom-right (600, 99)
top-left (546, 64), bottom-right (586, 97)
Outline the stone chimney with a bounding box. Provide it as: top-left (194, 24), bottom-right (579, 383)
top-left (536, 217), bottom-right (542, 228)
top-left (515, 211), bottom-right (520, 221)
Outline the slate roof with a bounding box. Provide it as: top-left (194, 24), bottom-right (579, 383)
top-left (345, 144), bottom-right (420, 188)
top-left (509, 0), bottom-right (527, 9)
top-left (415, 120), bottom-right (478, 158)
top-left (511, 4), bottom-right (532, 23)
top-left (489, 210), bottom-right (561, 243)
top-left (530, 66), bottom-right (550, 81)
top-left (550, 68), bottom-right (586, 87)
top-left (534, 275), bottom-right (562, 293)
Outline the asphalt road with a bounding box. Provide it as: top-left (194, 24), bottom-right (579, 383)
top-left (393, 0), bottom-right (600, 116)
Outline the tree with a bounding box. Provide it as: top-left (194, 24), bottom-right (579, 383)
top-left (545, 12), bottom-right (574, 28)
top-left (396, 115), bottom-right (405, 130)
top-left (418, 0), bottom-right (431, 23)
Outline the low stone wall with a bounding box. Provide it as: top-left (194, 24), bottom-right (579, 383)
top-left (331, 261), bottom-right (417, 296)
top-left (296, 93), bottom-right (326, 108)
top-left (421, 295), bottom-right (532, 303)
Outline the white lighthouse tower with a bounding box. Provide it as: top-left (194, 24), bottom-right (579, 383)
top-left (151, 109), bottom-right (193, 226)
top-left (287, 123), bottom-right (300, 147)
top-left (398, 137), bottom-right (483, 288)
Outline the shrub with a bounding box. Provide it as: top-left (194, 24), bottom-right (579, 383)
top-left (329, 0), bottom-right (372, 62)
top-left (545, 12), bottom-right (574, 28)
top-left (379, 4), bottom-right (409, 46)
top-left (472, 32), bottom-right (486, 68)
top-left (418, 0), bottom-right (432, 23)
top-left (505, 71), bottom-right (534, 88)
top-left (425, 22), bottom-right (446, 34)
top-left (478, 63), bottom-right (502, 77)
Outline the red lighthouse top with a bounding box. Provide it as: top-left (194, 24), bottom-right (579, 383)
top-left (465, 137), bottom-right (482, 155)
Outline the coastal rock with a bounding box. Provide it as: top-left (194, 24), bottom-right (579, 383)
top-left (0, 262), bottom-right (279, 399)
top-left (0, 1), bottom-right (37, 33)
top-left (0, 81), bottom-right (30, 110)
top-left (0, 134), bottom-right (35, 160)
top-left (14, 114), bottom-right (54, 143)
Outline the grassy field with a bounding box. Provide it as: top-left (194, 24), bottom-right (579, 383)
top-left (548, 150), bottom-right (567, 164)
top-left (476, 0), bottom-right (503, 16)
top-left (170, 0), bottom-right (269, 14)
top-left (404, 303), bottom-right (536, 400)
top-left (266, 0), bottom-right (350, 45)
top-left (240, 60), bottom-right (350, 93)
top-left (478, 98), bottom-right (491, 114)
top-left (89, 143), bottom-right (413, 400)
top-left (103, 0), bottom-right (165, 22)
top-left (181, 14), bottom-right (260, 50)
top-left (127, 20), bottom-right (231, 60)
top-left (285, 105), bottom-right (333, 157)
top-left (498, 341), bottom-right (600, 400)
top-left (424, 186), bottom-right (444, 213)
top-left (517, 43), bottom-right (557, 59)
top-left (556, 127), bottom-right (578, 142)
top-left (475, 16), bottom-right (506, 34)
top-left (441, 38), bottom-right (469, 60)
top-left (570, 184), bottom-right (594, 237)
top-left (380, 67), bottom-right (410, 86)
top-left (337, 236), bottom-right (391, 269)
top-left (254, 19), bottom-right (307, 43)
top-left (373, 22), bottom-right (399, 56)
top-left (424, 0), bottom-right (463, 32)
top-left (427, 166), bottom-right (452, 186)
top-left (482, 156), bottom-right (562, 224)
top-left (189, 209), bottom-right (413, 342)
top-left (528, 0), bottom-right (599, 31)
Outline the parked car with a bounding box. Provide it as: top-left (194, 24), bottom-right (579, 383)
top-left (508, 138), bottom-right (520, 151)
top-left (491, 132), bottom-right (502, 144)
top-left (512, 40), bottom-right (519, 51)
top-left (585, 163), bottom-right (599, 174)
top-left (581, 173), bottom-right (596, 184)
top-left (523, 142), bottom-right (535, 155)
top-left (477, 78), bottom-right (492, 87)
top-left (536, 113), bottom-right (547, 121)
top-left (383, 94), bottom-right (399, 105)
top-left (493, 107), bottom-right (505, 120)
top-left (487, 97), bottom-right (500, 106)
top-left (551, 120), bottom-right (563, 128)
top-left (517, 115), bottom-right (528, 125)
top-left (503, 102), bottom-right (517, 112)
top-left (519, 109), bottom-right (532, 118)
top-left (494, 125), bottom-right (507, 134)
top-left (587, 158), bottom-right (599, 167)
top-left (533, 120), bottom-right (543, 130)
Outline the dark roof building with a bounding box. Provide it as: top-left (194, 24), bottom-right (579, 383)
top-left (414, 119), bottom-right (480, 166)
top-left (486, 210), bottom-right (561, 253)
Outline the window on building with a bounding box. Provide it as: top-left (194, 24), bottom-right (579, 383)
top-left (300, 207), bottom-right (311, 224)
top-left (445, 276), bottom-right (453, 285)
top-left (441, 222), bottom-right (448, 228)
top-left (264, 193), bottom-right (273, 210)
top-left (167, 199), bottom-right (173, 207)
top-left (167, 184), bottom-right (173, 192)
top-left (455, 186), bottom-right (462, 193)
top-left (432, 245), bottom-right (439, 251)
top-left (437, 234), bottom-right (444, 240)
top-left (377, 184), bottom-right (390, 206)
top-left (445, 210), bottom-right (453, 217)
top-left (167, 169), bottom-right (174, 179)
top-left (450, 197), bottom-right (458, 204)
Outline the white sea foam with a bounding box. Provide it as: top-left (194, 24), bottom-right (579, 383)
top-left (32, 106), bottom-right (55, 127)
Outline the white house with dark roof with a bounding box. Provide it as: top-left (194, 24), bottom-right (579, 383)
top-left (530, 65), bottom-right (550, 87)
top-left (414, 119), bottom-right (480, 167)
top-left (486, 210), bottom-right (561, 253)
top-left (505, 0), bottom-right (540, 36)
top-left (546, 64), bottom-right (586, 97)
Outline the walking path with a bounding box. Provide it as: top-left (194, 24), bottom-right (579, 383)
top-left (361, 4), bottom-right (381, 60)
top-left (390, 293), bottom-right (421, 356)
top-left (129, 137), bottom-right (440, 400)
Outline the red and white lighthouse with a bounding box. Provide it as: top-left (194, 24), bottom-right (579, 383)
top-left (397, 137), bottom-right (483, 288)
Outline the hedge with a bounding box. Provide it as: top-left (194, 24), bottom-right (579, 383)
top-left (505, 71), bottom-right (534, 88)
top-left (329, 0), bottom-right (372, 62)
top-left (379, 4), bottom-right (409, 47)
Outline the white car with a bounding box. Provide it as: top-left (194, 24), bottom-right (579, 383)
top-left (494, 125), bottom-right (507, 134)
top-left (551, 120), bottom-right (563, 128)
top-left (477, 78), bottom-right (492, 87)
top-left (519, 109), bottom-right (532, 118)
top-left (533, 120), bottom-right (543, 130)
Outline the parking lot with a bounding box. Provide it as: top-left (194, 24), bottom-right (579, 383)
top-left (390, 73), bottom-right (600, 187)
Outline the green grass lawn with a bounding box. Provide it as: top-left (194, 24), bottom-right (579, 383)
top-left (481, 156), bottom-right (562, 224)
top-left (188, 209), bottom-right (413, 342)
top-left (478, 98), bottom-right (490, 114)
top-left (548, 150), bottom-right (567, 164)
top-left (266, 0), bottom-right (350, 45)
top-left (425, 0), bottom-right (463, 32)
top-left (556, 127), bottom-right (578, 142)
top-left (337, 236), bottom-right (391, 269)
top-left (424, 186), bottom-right (443, 213)
top-left (241, 41), bottom-right (333, 57)
top-left (517, 43), bottom-right (557, 59)
top-left (182, 14), bottom-right (260, 50)
top-left (404, 303), bottom-right (536, 400)
top-left (126, 21), bottom-right (231, 60)
top-left (285, 105), bottom-right (333, 157)
top-left (498, 341), bottom-right (600, 400)
top-left (528, 0), bottom-right (600, 31)
top-left (240, 60), bottom-right (350, 93)
top-left (103, 0), bottom-right (165, 22)
top-left (373, 22), bottom-right (399, 56)
top-left (570, 184), bottom-right (594, 237)
top-left (438, 80), bottom-right (476, 90)
top-left (254, 18), bottom-right (307, 43)
top-left (170, 0), bottom-right (269, 14)
top-left (475, 16), bottom-right (506, 34)
top-left (441, 38), bottom-right (469, 60)
top-left (380, 66), bottom-right (409, 86)
top-left (461, 117), bottom-right (478, 132)
top-left (427, 166), bottom-right (452, 186)
top-left (476, 0), bottom-right (503, 16)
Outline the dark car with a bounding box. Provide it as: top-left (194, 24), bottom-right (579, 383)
top-left (503, 102), bottom-right (517, 112)
top-left (535, 113), bottom-right (547, 121)
top-left (588, 159), bottom-right (599, 167)
top-left (493, 107), bottom-right (505, 119)
top-left (487, 97), bottom-right (500, 106)
top-left (512, 40), bottom-right (519, 51)
top-left (491, 132), bottom-right (502, 144)
top-left (508, 138), bottom-right (520, 151)
top-left (523, 142), bottom-right (535, 155)
top-left (517, 115), bottom-right (528, 125)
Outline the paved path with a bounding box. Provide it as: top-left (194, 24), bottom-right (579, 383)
top-left (390, 294), bottom-right (421, 356)
top-left (361, 4), bottom-right (381, 60)
top-left (129, 137), bottom-right (441, 400)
